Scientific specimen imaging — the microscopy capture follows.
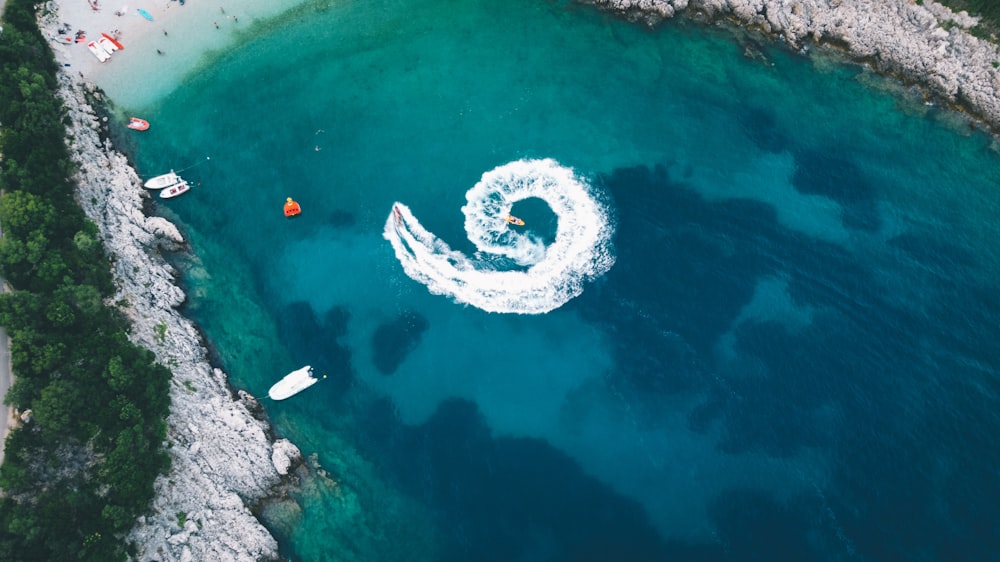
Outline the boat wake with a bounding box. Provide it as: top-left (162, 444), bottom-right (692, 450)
top-left (384, 159), bottom-right (615, 314)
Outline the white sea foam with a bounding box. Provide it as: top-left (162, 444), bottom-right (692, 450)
top-left (383, 159), bottom-right (615, 314)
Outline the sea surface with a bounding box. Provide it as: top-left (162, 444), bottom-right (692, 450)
top-left (124, 0), bottom-right (1000, 560)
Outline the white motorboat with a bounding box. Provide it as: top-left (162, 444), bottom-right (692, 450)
top-left (160, 181), bottom-right (190, 199)
top-left (268, 366), bottom-right (322, 400)
top-left (144, 171), bottom-right (183, 189)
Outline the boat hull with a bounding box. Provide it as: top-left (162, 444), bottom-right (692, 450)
top-left (127, 117), bottom-right (149, 131)
top-left (87, 41), bottom-right (110, 62)
top-left (101, 32), bottom-right (124, 50)
top-left (98, 36), bottom-right (118, 56)
top-left (269, 366), bottom-right (319, 400)
top-left (144, 171), bottom-right (181, 189)
top-left (160, 181), bottom-right (190, 199)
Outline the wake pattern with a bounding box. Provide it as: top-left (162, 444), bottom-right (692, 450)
top-left (384, 159), bottom-right (615, 314)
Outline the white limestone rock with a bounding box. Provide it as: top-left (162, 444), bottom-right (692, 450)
top-left (272, 438), bottom-right (303, 476)
top-left (54, 70), bottom-right (293, 562)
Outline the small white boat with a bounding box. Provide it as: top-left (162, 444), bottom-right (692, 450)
top-left (269, 366), bottom-right (321, 400)
top-left (98, 36), bottom-right (119, 56)
top-left (160, 181), bottom-right (190, 199)
top-left (87, 41), bottom-right (111, 62)
top-left (144, 171), bottom-right (182, 189)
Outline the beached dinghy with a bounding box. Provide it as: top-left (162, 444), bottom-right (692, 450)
top-left (269, 366), bottom-right (323, 400)
top-left (98, 36), bottom-right (119, 56)
top-left (144, 170), bottom-right (182, 189)
top-left (87, 41), bottom-right (110, 62)
top-left (101, 32), bottom-right (124, 50)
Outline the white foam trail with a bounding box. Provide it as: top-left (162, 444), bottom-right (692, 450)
top-left (384, 159), bottom-right (615, 314)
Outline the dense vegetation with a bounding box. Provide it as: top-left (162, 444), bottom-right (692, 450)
top-left (935, 0), bottom-right (1000, 39)
top-left (0, 1), bottom-right (173, 560)
top-left (937, 0), bottom-right (1000, 22)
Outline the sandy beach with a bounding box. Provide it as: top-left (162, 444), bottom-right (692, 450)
top-left (41, 0), bottom-right (306, 109)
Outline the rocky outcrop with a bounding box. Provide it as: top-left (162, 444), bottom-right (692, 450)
top-left (57, 75), bottom-right (300, 562)
top-left (592, 0), bottom-right (1000, 131)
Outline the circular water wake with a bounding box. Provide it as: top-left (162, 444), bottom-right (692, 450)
top-left (384, 159), bottom-right (615, 314)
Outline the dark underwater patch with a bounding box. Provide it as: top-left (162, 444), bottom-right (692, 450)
top-left (572, 160), bottom-right (1000, 561)
top-left (357, 397), bottom-right (679, 562)
top-left (791, 148), bottom-right (881, 231)
top-left (277, 301), bottom-right (354, 393)
top-left (372, 309), bottom-right (429, 375)
top-left (327, 209), bottom-right (356, 228)
top-left (738, 106), bottom-right (788, 153)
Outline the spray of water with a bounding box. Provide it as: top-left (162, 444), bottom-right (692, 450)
top-left (383, 159), bottom-right (615, 314)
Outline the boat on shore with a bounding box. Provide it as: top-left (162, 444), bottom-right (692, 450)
top-left (144, 170), bottom-right (181, 189)
top-left (269, 366), bottom-right (322, 400)
top-left (101, 32), bottom-right (124, 50)
top-left (160, 181), bottom-right (190, 199)
top-left (98, 36), bottom-right (119, 56)
top-left (87, 41), bottom-right (110, 62)
top-left (127, 117), bottom-right (149, 131)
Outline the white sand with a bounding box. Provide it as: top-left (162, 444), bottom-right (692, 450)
top-left (42, 0), bottom-right (307, 109)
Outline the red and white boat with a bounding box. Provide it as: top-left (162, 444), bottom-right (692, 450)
top-left (97, 36), bottom-right (119, 56)
top-left (127, 117), bottom-right (149, 131)
top-left (101, 32), bottom-right (124, 50)
top-left (87, 41), bottom-right (110, 62)
top-left (160, 181), bottom-right (191, 199)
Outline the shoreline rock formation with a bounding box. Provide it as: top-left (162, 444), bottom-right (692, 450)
top-left (592, 0), bottom-right (1000, 132)
top-left (57, 74), bottom-right (300, 562)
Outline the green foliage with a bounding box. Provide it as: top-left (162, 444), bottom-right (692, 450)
top-left (154, 320), bottom-right (168, 343)
top-left (939, 0), bottom-right (1000, 21)
top-left (0, 0), bottom-right (173, 558)
top-left (936, 1), bottom-right (1000, 40)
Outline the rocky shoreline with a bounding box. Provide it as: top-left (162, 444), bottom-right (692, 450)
top-left (592, 0), bottom-right (1000, 132)
top-left (58, 74), bottom-right (301, 562)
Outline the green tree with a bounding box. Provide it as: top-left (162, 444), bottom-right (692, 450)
top-left (32, 379), bottom-right (86, 440)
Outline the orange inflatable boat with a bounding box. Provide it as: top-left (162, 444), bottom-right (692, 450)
top-left (284, 197), bottom-right (302, 217)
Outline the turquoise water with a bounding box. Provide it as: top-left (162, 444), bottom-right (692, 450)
top-left (130, 0), bottom-right (1000, 560)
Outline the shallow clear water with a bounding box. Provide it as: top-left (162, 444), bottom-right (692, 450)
top-left (131, 0), bottom-right (1000, 560)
